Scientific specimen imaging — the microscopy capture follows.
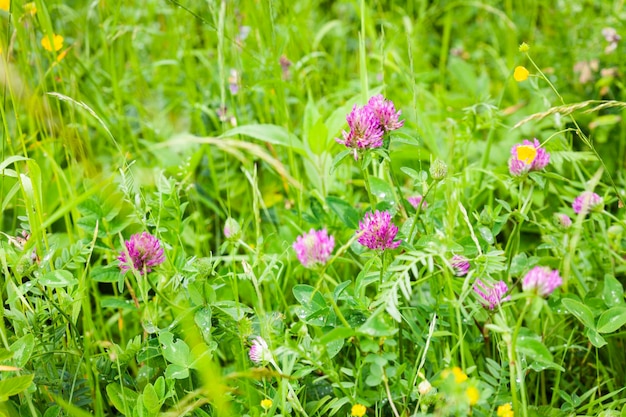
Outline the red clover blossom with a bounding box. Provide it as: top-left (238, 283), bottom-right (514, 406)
top-left (508, 138), bottom-right (550, 176)
top-left (451, 255), bottom-right (470, 277)
top-left (357, 210), bottom-right (401, 251)
top-left (249, 336), bottom-right (272, 364)
top-left (292, 228), bottom-right (335, 269)
top-left (366, 94), bottom-right (404, 132)
top-left (522, 266), bottom-right (562, 297)
top-left (408, 195), bottom-right (427, 210)
top-left (572, 191), bottom-right (603, 215)
top-left (118, 232), bottom-right (165, 274)
top-left (474, 279), bottom-right (510, 309)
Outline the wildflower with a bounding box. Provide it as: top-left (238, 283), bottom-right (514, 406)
top-left (474, 279), bottom-right (510, 309)
top-left (602, 27), bottom-right (621, 54)
top-left (292, 228), bottom-right (335, 268)
top-left (573, 60), bottom-right (599, 84)
top-left (513, 66), bottom-right (529, 82)
top-left (429, 158), bottom-right (448, 180)
top-left (23, 2), bottom-right (36, 15)
top-left (224, 217), bottom-right (241, 241)
top-left (451, 366), bottom-right (468, 383)
top-left (228, 69), bottom-right (240, 94)
top-left (118, 232), bottom-right (165, 274)
top-left (366, 94), bottom-right (404, 132)
top-left (351, 404), bottom-right (367, 417)
top-left (279, 55), bottom-right (291, 79)
top-left (518, 42), bottom-right (530, 52)
top-left (497, 403), bottom-right (514, 417)
top-left (336, 105), bottom-right (384, 160)
top-left (554, 213), bottom-right (572, 229)
top-left (508, 138), bottom-right (550, 176)
top-left (466, 386), bottom-right (480, 406)
top-left (41, 34), bottom-right (64, 52)
top-left (572, 191), bottom-right (603, 215)
top-left (408, 195), bottom-right (427, 210)
top-left (451, 255), bottom-right (470, 277)
top-left (249, 337), bottom-right (272, 364)
top-left (357, 210), bottom-right (401, 251)
top-left (260, 399), bottom-right (273, 410)
top-left (522, 266), bottom-right (562, 297)
top-left (0, 0), bottom-right (9, 12)
top-left (417, 379), bottom-right (432, 395)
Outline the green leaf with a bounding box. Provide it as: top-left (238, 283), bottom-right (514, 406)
top-left (585, 328), bottom-right (607, 348)
top-left (159, 331), bottom-right (193, 368)
top-left (39, 270), bottom-right (78, 288)
top-left (597, 306), bottom-right (626, 333)
top-left (307, 118), bottom-right (329, 155)
top-left (220, 124), bottom-right (305, 153)
top-left (358, 308), bottom-right (398, 337)
top-left (91, 265), bottom-right (122, 283)
top-left (106, 383), bottom-right (139, 415)
top-left (0, 374), bottom-right (34, 401)
top-left (516, 332), bottom-right (564, 371)
top-left (603, 275), bottom-right (624, 307)
top-left (164, 364), bottom-right (189, 380)
top-left (9, 334), bottom-right (34, 368)
top-left (369, 177), bottom-right (395, 204)
top-left (143, 383), bottom-right (162, 414)
top-left (561, 298), bottom-right (595, 329)
top-left (326, 196), bottom-right (359, 229)
top-left (293, 285), bottom-right (327, 313)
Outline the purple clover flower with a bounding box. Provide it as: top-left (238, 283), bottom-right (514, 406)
top-left (572, 191), bottom-right (603, 215)
top-left (357, 210), bottom-right (401, 251)
top-left (336, 105), bottom-right (384, 160)
top-left (522, 266), bottom-right (562, 297)
top-left (554, 213), bottom-right (572, 229)
top-left (366, 94), bottom-right (404, 132)
top-left (292, 228), bottom-right (335, 269)
top-left (408, 195), bottom-right (427, 210)
top-left (451, 255), bottom-right (470, 277)
top-left (508, 138), bottom-right (550, 176)
top-left (118, 232), bottom-right (165, 274)
top-left (249, 337), bottom-right (271, 364)
top-left (474, 279), bottom-right (510, 310)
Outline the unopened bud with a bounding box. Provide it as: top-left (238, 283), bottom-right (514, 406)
top-left (224, 217), bottom-right (241, 241)
top-left (429, 158), bottom-right (448, 181)
top-left (418, 379), bottom-right (432, 395)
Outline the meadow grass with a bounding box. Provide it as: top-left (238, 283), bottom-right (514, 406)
top-left (1, 0), bottom-right (626, 416)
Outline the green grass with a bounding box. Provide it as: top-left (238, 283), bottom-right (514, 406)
top-left (1, 0), bottom-right (626, 416)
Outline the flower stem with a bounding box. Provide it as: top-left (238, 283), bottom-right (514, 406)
top-left (508, 298), bottom-right (531, 417)
top-left (360, 159), bottom-right (376, 208)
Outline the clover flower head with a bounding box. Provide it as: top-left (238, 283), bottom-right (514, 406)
top-left (509, 138), bottom-right (550, 176)
top-left (554, 213), bottom-right (572, 229)
top-left (366, 94), bottom-right (404, 132)
top-left (118, 232), bottom-right (165, 274)
top-left (408, 195), bottom-right (427, 210)
top-left (417, 379), bottom-right (432, 395)
top-left (474, 279), bottom-right (510, 309)
top-left (430, 158), bottom-right (448, 180)
top-left (249, 337), bottom-right (272, 364)
top-left (451, 255), bottom-right (470, 277)
top-left (357, 210), bottom-right (401, 251)
top-left (260, 399), bottom-right (273, 410)
top-left (522, 266), bottom-right (562, 297)
top-left (292, 228), bottom-right (335, 268)
top-left (572, 191), bottom-right (603, 215)
top-left (224, 217), bottom-right (241, 240)
top-left (336, 105), bottom-right (384, 160)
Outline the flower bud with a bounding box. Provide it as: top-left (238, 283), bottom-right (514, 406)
top-left (224, 217), bottom-right (241, 241)
top-left (429, 158), bottom-right (448, 181)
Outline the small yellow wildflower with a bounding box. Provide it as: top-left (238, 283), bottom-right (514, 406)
top-left (515, 145), bottom-right (537, 165)
top-left (497, 403), bottom-right (514, 417)
top-left (0, 0), bottom-right (9, 12)
top-left (41, 34), bottom-right (64, 52)
top-left (260, 399), bottom-right (272, 410)
top-left (351, 404), bottom-right (367, 417)
top-left (466, 386), bottom-right (480, 406)
top-left (514, 66), bottom-right (530, 82)
top-left (23, 2), bottom-right (36, 15)
top-left (451, 366), bottom-right (468, 383)
top-left (519, 42), bottom-right (530, 53)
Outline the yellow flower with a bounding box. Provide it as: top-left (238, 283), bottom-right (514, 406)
top-left (466, 386), bottom-right (480, 406)
top-left (519, 42), bottom-right (530, 53)
top-left (451, 366), bottom-right (468, 384)
top-left (0, 0), bottom-right (9, 12)
top-left (514, 66), bottom-right (530, 82)
top-left (515, 145), bottom-right (537, 165)
top-left (497, 403), bottom-right (514, 417)
top-left (260, 399), bottom-right (272, 410)
top-left (351, 404), bottom-right (367, 417)
top-left (41, 34), bottom-right (64, 52)
top-left (23, 2), bottom-right (36, 15)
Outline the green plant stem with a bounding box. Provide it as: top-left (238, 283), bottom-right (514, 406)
top-left (508, 298), bottom-right (531, 417)
top-left (360, 159), bottom-right (376, 208)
